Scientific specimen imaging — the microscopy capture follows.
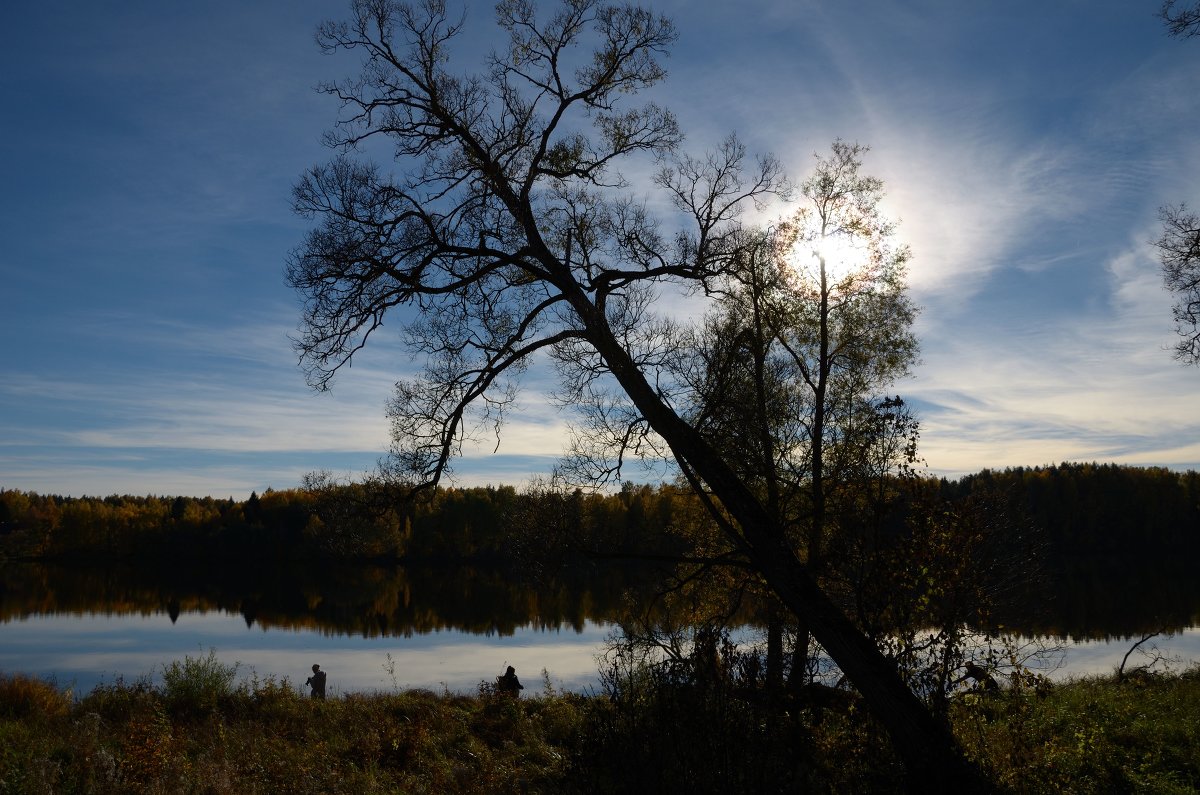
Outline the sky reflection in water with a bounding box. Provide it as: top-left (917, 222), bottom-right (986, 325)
top-left (0, 611), bottom-right (614, 697)
top-left (6, 610), bottom-right (1200, 699)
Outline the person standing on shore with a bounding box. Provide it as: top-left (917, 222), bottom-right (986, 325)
top-left (306, 663), bottom-right (327, 699)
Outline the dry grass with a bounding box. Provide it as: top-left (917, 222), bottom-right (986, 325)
top-left (2, 662), bottom-right (1199, 793)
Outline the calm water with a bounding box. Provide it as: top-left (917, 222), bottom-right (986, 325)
top-left (0, 610), bottom-right (613, 696)
top-left (0, 561), bottom-right (633, 696)
top-left (3, 561), bottom-right (1199, 696)
top-left (6, 611), bottom-right (1200, 697)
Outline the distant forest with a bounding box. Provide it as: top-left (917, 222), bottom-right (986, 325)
top-left (1, 463), bottom-right (1198, 570)
top-left (0, 480), bottom-right (683, 565)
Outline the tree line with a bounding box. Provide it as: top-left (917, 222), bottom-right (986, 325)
top-left (2, 463), bottom-right (1196, 568)
top-left (942, 462), bottom-right (1200, 563)
top-left (0, 481), bottom-right (685, 564)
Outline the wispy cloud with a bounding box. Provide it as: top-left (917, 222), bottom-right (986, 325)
top-left (910, 230), bottom-right (1200, 475)
top-left (4, 0), bottom-right (1199, 500)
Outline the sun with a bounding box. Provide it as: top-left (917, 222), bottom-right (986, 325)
top-left (780, 230), bottom-right (867, 291)
top-left (809, 232), bottom-right (866, 286)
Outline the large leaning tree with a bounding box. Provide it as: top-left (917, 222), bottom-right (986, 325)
top-left (287, 0), bottom-right (990, 788)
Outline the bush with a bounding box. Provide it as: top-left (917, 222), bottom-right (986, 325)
top-left (0, 673), bottom-right (71, 720)
top-left (160, 648), bottom-right (239, 717)
top-left (80, 675), bottom-right (156, 724)
top-left (582, 636), bottom-right (901, 794)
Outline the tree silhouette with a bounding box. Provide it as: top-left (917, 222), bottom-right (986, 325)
top-left (1160, 0), bottom-right (1200, 38)
top-left (1158, 3), bottom-right (1200, 363)
top-left (287, 1), bottom-right (989, 787)
top-left (1157, 204), bottom-right (1200, 365)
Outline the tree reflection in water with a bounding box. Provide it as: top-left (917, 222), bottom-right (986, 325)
top-left (2, 560), bottom-right (1199, 696)
top-left (0, 561), bottom-right (660, 695)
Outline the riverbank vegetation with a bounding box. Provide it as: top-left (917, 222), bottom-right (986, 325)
top-left (1, 652), bottom-right (1198, 793)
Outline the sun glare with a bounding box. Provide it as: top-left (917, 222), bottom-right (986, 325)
top-left (781, 232), bottom-right (866, 290)
top-left (810, 233), bottom-right (865, 285)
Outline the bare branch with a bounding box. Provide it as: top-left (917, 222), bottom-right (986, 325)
top-left (1161, 0), bottom-right (1200, 38)
top-left (1156, 203), bottom-right (1200, 364)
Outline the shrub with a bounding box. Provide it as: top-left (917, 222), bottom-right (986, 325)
top-left (952, 666), bottom-right (1200, 793)
top-left (79, 675), bottom-right (156, 723)
top-left (0, 673), bottom-right (71, 720)
top-left (160, 648), bottom-right (239, 717)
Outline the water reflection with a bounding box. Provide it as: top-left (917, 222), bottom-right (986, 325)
top-left (0, 610), bottom-right (614, 696)
top-left (0, 561), bottom-right (642, 637)
top-left (992, 559), bottom-right (1200, 642)
top-left (3, 561), bottom-right (1200, 695)
top-left (0, 561), bottom-right (640, 695)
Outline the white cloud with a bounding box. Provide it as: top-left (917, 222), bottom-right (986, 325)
top-left (909, 226), bottom-right (1200, 476)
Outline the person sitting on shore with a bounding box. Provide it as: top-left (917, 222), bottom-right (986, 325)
top-left (497, 665), bottom-right (524, 698)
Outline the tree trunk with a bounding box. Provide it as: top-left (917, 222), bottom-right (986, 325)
top-left (766, 602), bottom-right (784, 695)
top-left (751, 541), bottom-right (990, 791)
top-left (791, 621), bottom-right (811, 694)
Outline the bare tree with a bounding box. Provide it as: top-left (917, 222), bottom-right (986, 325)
top-left (1160, 0), bottom-right (1200, 38)
top-left (1116, 628), bottom-right (1177, 679)
top-left (287, 1), bottom-right (989, 788)
top-left (1156, 204), bottom-right (1200, 364)
top-left (1156, 4), bottom-right (1200, 364)
top-left (1156, 5), bottom-right (1200, 364)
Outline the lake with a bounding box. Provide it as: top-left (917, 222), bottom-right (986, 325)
top-left (2, 561), bottom-right (1199, 697)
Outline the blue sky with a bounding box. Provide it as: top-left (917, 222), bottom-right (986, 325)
top-left (2, 0), bottom-right (1197, 499)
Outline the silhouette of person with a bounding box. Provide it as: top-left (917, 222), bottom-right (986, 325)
top-left (306, 663), bottom-right (327, 699)
top-left (497, 665), bottom-right (524, 697)
top-left (963, 661), bottom-right (998, 692)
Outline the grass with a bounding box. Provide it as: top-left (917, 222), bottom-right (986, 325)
top-left (1, 656), bottom-right (1198, 793)
top-left (0, 654), bottom-right (589, 794)
top-left (954, 667), bottom-right (1200, 794)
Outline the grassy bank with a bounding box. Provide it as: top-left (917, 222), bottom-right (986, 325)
top-left (1, 657), bottom-right (1198, 793)
top-left (953, 667), bottom-right (1200, 793)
